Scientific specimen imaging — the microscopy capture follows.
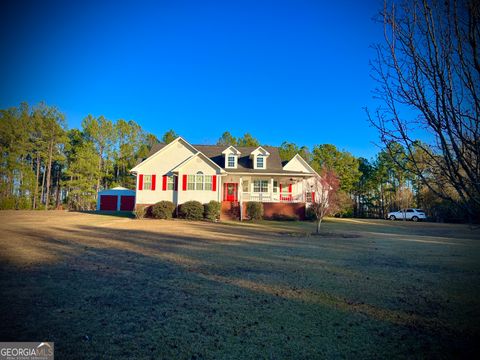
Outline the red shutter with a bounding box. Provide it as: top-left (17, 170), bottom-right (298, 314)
top-left (212, 175), bottom-right (217, 191)
top-left (288, 184), bottom-right (292, 193)
top-left (312, 191), bottom-right (315, 203)
top-left (138, 174), bottom-right (143, 190)
top-left (182, 175), bottom-right (187, 191)
top-left (151, 175), bottom-right (156, 190)
top-left (174, 176), bottom-right (178, 191)
top-left (279, 184), bottom-right (282, 193)
top-left (162, 175), bottom-right (167, 191)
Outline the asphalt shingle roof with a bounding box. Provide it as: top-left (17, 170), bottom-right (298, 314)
top-left (140, 142), bottom-right (307, 174)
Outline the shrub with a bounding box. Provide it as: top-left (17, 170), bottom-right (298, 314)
top-left (151, 201), bottom-right (176, 219)
top-left (0, 197), bottom-right (16, 210)
top-left (180, 201), bottom-right (204, 220)
top-left (305, 206), bottom-right (317, 221)
top-left (133, 206), bottom-right (147, 219)
top-left (204, 200), bottom-right (221, 221)
top-left (246, 202), bottom-right (263, 220)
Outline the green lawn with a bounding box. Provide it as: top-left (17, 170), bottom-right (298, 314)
top-left (0, 211), bottom-right (479, 359)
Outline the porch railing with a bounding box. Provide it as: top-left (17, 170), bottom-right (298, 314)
top-left (241, 192), bottom-right (305, 203)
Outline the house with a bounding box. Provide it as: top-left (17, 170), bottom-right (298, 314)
top-left (130, 137), bottom-right (318, 220)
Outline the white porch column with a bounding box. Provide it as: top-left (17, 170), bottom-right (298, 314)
top-left (239, 177), bottom-right (243, 221)
top-left (270, 178), bottom-right (274, 202)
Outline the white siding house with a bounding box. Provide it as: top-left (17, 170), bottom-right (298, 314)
top-left (130, 137), bottom-right (318, 220)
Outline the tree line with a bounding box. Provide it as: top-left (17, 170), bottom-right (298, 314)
top-left (0, 103), bottom-right (476, 222)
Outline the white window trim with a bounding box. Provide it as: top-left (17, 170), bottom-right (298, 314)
top-left (143, 175), bottom-right (152, 190)
top-left (255, 155), bottom-right (265, 169)
top-left (187, 172), bottom-right (212, 191)
top-left (253, 179), bottom-right (269, 193)
top-left (225, 155), bottom-right (238, 169)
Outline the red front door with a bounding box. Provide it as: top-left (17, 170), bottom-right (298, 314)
top-left (224, 183), bottom-right (238, 202)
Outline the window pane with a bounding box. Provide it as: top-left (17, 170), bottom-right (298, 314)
top-left (143, 175), bottom-right (152, 190)
top-left (261, 180), bottom-right (268, 192)
top-left (205, 175), bottom-right (212, 190)
top-left (228, 156), bottom-right (235, 167)
top-left (253, 180), bottom-right (260, 192)
top-left (196, 175), bottom-right (204, 190)
top-left (273, 180), bottom-right (278, 193)
top-left (187, 175), bottom-right (195, 190)
top-left (256, 156), bottom-right (264, 168)
top-left (167, 176), bottom-right (174, 190)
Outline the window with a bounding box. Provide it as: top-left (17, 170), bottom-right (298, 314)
top-left (256, 155), bottom-right (264, 168)
top-left (306, 192), bottom-right (312, 203)
top-left (253, 180), bottom-right (268, 193)
top-left (242, 180), bottom-right (249, 192)
top-left (196, 172), bottom-right (204, 190)
top-left (273, 180), bottom-right (278, 193)
top-left (227, 155), bottom-right (236, 168)
top-left (143, 175), bottom-right (152, 190)
top-left (406, 209), bottom-right (414, 212)
top-left (167, 176), bottom-right (175, 190)
top-left (187, 172), bottom-right (212, 190)
top-left (205, 175), bottom-right (212, 190)
top-left (187, 175), bottom-right (195, 190)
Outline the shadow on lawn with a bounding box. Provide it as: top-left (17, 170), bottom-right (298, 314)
top-left (1, 222), bottom-right (478, 359)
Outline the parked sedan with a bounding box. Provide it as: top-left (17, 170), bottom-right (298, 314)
top-left (387, 208), bottom-right (427, 222)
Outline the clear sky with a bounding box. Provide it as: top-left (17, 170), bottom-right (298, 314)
top-left (1, 0), bottom-right (386, 159)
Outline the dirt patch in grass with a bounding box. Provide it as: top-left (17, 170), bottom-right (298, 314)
top-left (0, 211), bottom-right (479, 359)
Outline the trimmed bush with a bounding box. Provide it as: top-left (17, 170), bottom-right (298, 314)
top-left (204, 200), bottom-right (221, 221)
top-left (246, 202), bottom-right (263, 220)
top-left (180, 201), bottom-right (204, 220)
top-left (151, 201), bottom-right (176, 219)
top-left (133, 206), bottom-right (147, 219)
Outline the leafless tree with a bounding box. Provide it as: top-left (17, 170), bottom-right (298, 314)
top-left (309, 169), bottom-right (340, 233)
top-left (367, 0), bottom-right (480, 221)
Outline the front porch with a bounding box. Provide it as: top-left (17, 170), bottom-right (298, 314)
top-left (221, 175), bottom-right (313, 204)
top-left (220, 174), bottom-right (314, 220)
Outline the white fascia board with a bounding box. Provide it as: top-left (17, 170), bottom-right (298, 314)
top-left (249, 146), bottom-right (270, 158)
top-left (224, 171), bottom-right (313, 177)
top-left (292, 154), bottom-right (319, 176)
top-left (221, 146), bottom-right (241, 155)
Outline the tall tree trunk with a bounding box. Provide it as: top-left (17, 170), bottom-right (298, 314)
top-left (96, 147), bottom-right (103, 197)
top-left (44, 140), bottom-right (53, 210)
top-left (33, 153), bottom-right (40, 209)
top-left (55, 165), bottom-right (61, 208)
top-left (40, 164), bottom-right (46, 207)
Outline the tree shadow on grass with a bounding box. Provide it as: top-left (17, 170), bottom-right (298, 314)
top-left (0, 222), bottom-right (478, 359)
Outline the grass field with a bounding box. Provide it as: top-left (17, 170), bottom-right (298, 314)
top-left (0, 211), bottom-right (479, 359)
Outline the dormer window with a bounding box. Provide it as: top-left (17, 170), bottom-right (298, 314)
top-left (222, 146), bottom-right (241, 169)
top-left (250, 146), bottom-right (270, 170)
top-left (256, 155), bottom-right (264, 168)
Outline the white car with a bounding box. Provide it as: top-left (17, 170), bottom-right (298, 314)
top-left (387, 208), bottom-right (427, 222)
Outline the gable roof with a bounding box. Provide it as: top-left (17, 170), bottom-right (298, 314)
top-left (131, 137), bottom-right (196, 172)
top-left (283, 154), bottom-right (319, 175)
top-left (170, 152), bottom-right (224, 173)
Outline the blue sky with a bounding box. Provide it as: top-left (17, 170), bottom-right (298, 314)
top-left (1, 0), bottom-right (387, 159)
